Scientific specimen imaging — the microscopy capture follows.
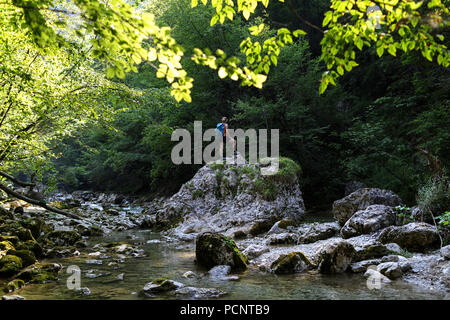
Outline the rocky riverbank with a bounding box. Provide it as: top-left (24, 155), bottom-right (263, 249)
top-left (146, 159), bottom-right (449, 296)
top-left (1, 158), bottom-right (449, 299)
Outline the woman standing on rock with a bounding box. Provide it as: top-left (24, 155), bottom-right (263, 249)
top-left (217, 117), bottom-right (236, 159)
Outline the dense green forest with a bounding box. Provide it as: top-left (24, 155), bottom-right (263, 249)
top-left (1, 0), bottom-right (449, 211)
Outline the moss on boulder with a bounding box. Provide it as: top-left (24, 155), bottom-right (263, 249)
top-left (15, 262), bottom-right (62, 284)
top-left (318, 240), bottom-right (356, 274)
top-left (15, 239), bottom-right (43, 258)
top-left (0, 235), bottom-right (19, 246)
top-left (0, 255), bottom-right (23, 277)
top-left (0, 221), bottom-right (35, 241)
top-left (4, 279), bottom-right (25, 293)
top-left (195, 232), bottom-right (247, 271)
top-left (249, 219), bottom-right (277, 236)
top-left (0, 206), bottom-right (14, 220)
top-left (19, 218), bottom-right (52, 239)
top-left (7, 250), bottom-right (36, 267)
top-left (270, 252), bottom-right (312, 274)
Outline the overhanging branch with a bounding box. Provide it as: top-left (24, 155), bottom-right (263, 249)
top-left (0, 170), bottom-right (35, 187)
top-left (0, 181), bottom-right (80, 219)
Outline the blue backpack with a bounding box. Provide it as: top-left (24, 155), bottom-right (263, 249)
top-left (216, 122), bottom-right (224, 135)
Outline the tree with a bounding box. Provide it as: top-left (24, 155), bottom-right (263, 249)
top-left (0, 18), bottom-right (135, 216)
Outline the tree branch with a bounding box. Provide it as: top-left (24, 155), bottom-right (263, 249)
top-left (0, 181), bottom-right (80, 219)
top-left (286, 0), bottom-right (324, 34)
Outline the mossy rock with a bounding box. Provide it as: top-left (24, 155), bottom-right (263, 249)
top-left (192, 189), bottom-right (205, 200)
top-left (353, 242), bottom-right (391, 262)
top-left (45, 246), bottom-right (77, 258)
top-left (277, 220), bottom-right (297, 229)
top-left (270, 252), bottom-right (312, 274)
top-left (260, 157), bottom-right (302, 184)
top-left (249, 219), bottom-right (277, 236)
top-left (0, 235), bottom-right (19, 246)
top-left (43, 230), bottom-right (81, 246)
top-left (16, 240), bottom-right (43, 258)
top-left (0, 206), bottom-right (14, 220)
top-left (195, 232), bottom-right (247, 272)
top-left (208, 162), bottom-right (225, 171)
top-left (151, 278), bottom-right (178, 291)
top-left (142, 278), bottom-right (183, 294)
top-left (0, 255), bottom-right (23, 277)
top-left (8, 250), bottom-right (36, 267)
top-left (104, 241), bottom-right (128, 248)
top-left (0, 240), bottom-right (15, 252)
top-left (88, 226), bottom-right (104, 236)
top-left (15, 262), bottom-right (61, 284)
top-left (318, 240), bottom-right (356, 274)
top-left (0, 221), bottom-right (35, 241)
top-left (4, 279), bottom-right (25, 293)
top-left (19, 218), bottom-right (52, 239)
top-left (253, 178), bottom-right (278, 201)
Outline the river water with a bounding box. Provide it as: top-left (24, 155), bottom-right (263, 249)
top-left (4, 228), bottom-right (447, 300)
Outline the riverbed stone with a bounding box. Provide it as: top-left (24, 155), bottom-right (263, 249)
top-left (267, 220), bottom-right (297, 235)
top-left (377, 262), bottom-right (403, 279)
top-left (350, 259), bottom-right (381, 273)
top-left (4, 279), bottom-right (25, 292)
top-left (0, 206), bottom-right (14, 220)
top-left (7, 249), bottom-right (36, 267)
top-left (43, 230), bottom-right (81, 246)
top-left (377, 222), bottom-right (440, 252)
top-left (2, 294), bottom-right (25, 300)
top-left (270, 252), bottom-right (312, 274)
top-left (332, 188), bottom-right (403, 226)
top-left (143, 278), bottom-right (184, 294)
top-left (266, 233), bottom-right (297, 245)
top-left (341, 205), bottom-right (397, 239)
top-left (297, 222), bottom-right (340, 244)
top-left (174, 286), bottom-right (226, 299)
top-left (364, 268), bottom-right (392, 286)
top-left (317, 240), bottom-right (356, 273)
top-left (440, 245), bottom-right (450, 260)
top-left (0, 255), bottom-right (23, 277)
top-left (195, 232), bottom-right (247, 271)
top-left (242, 244), bottom-right (269, 260)
top-left (353, 241), bottom-right (392, 262)
top-left (15, 262), bottom-right (62, 284)
top-left (380, 255), bottom-right (411, 272)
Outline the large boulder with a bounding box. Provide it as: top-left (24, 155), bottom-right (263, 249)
top-left (317, 240), bottom-right (356, 273)
top-left (270, 252), bottom-right (312, 274)
top-left (153, 158), bottom-right (305, 237)
top-left (14, 262), bottom-right (62, 284)
top-left (377, 262), bottom-right (403, 280)
top-left (377, 222), bottom-right (440, 252)
top-left (352, 241), bottom-right (393, 262)
top-left (0, 255), bottom-right (23, 277)
top-left (333, 188), bottom-right (402, 226)
top-left (297, 222), bottom-right (340, 244)
top-left (195, 232), bottom-right (247, 271)
top-left (340, 205), bottom-right (397, 239)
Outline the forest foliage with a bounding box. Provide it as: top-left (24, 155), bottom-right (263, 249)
top-left (0, 0), bottom-right (449, 208)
